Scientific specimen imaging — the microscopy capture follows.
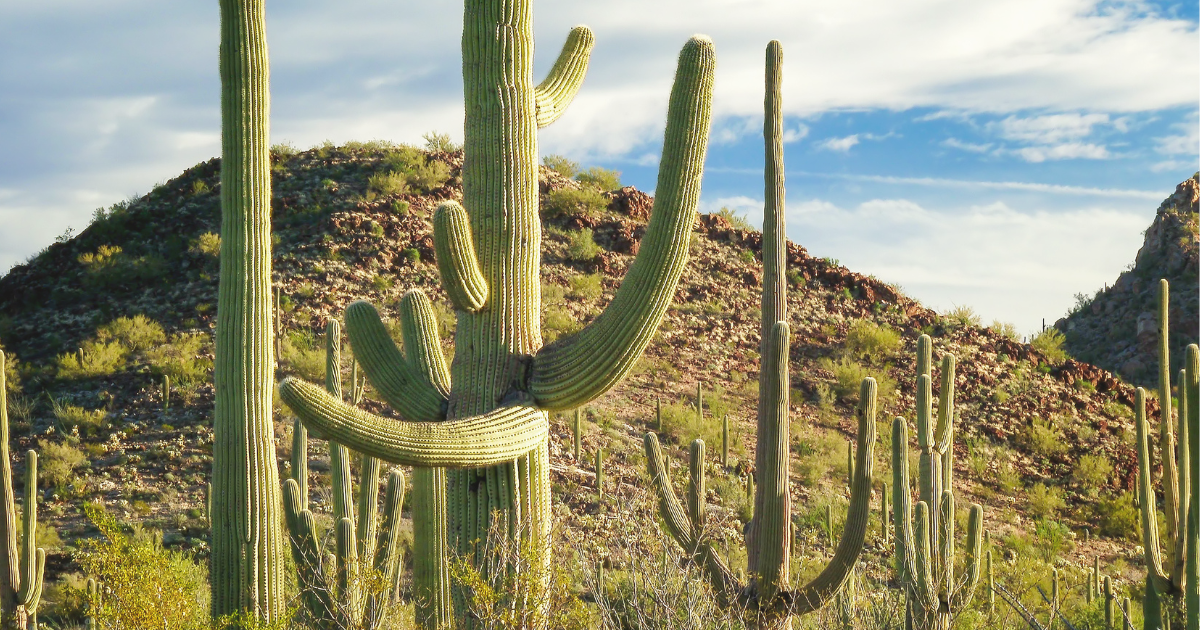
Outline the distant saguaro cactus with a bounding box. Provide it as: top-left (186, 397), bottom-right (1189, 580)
top-left (643, 41), bottom-right (876, 629)
top-left (278, 0), bottom-right (716, 625)
top-left (211, 0), bottom-right (285, 619)
top-left (892, 336), bottom-right (984, 630)
top-left (0, 352), bottom-right (45, 629)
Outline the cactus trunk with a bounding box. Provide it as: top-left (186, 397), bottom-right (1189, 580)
top-left (211, 0), bottom-right (285, 619)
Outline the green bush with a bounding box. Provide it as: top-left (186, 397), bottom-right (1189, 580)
top-left (52, 400), bottom-right (107, 438)
top-left (75, 505), bottom-right (210, 630)
top-left (989, 320), bottom-right (1020, 341)
top-left (1027, 483), bottom-right (1065, 520)
top-left (423, 131), bottom-right (461, 153)
top-left (575, 166), bottom-right (621, 191)
top-left (542, 307), bottom-right (580, 344)
top-left (77, 245), bottom-right (165, 288)
top-left (544, 187), bottom-right (608, 218)
top-left (1073, 454), bottom-right (1112, 493)
top-left (818, 356), bottom-right (896, 408)
top-left (565, 228), bottom-right (602, 262)
top-left (541, 282), bottom-right (567, 307)
top-left (1023, 417), bottom-right (1066, 458)
top-left (1097, 492), bottom-right (1140, 540)
top-left (1031, 328), bottom-right (1069, 364)
top-left (278, 329), bottom-right (325, 383)
top-left (189, 232), bottom-right (221, 257)
top-left (406, 160), bottom-right (452, 193)
top-left (568, 273), bottom-right (603, 300)
top-left (56, 340), bottom-right (127, 379)
top-left (943, 305), bottom-right (981, 328)
top-left (383, 145), bottom-right (426, 172)
top-left (41, 441), bottom-right (87, 488)
top-left (368, 171), bottom-right (409, 196)
top-left (97, 315), bottom-right (166, 352)
top-left (844, 320), bottom-right (901, 363)
top-left (146, 334), bottom-right (211, 386)
top-left (542, 155), bottom-right (578, 178)
top-left (714, 207), bottom-right (754, 231)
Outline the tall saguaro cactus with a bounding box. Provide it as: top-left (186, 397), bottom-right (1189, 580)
top-left (1134, 282), bottom-right (1198, 630)
top-left (278, 0), bottom-right (716, 625)
top-left (892, 338), bottom-right (984, 630)
top-left (643, 41), bottom-right (876, 628)
top-left (212, 0), bottom-right (285, 619)
top-left (0, 352), bottom-right (44, 630)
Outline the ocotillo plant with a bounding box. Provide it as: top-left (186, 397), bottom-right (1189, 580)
top-left (283, 320), bottom-right (407, 629)
top-left (1134, 279), bottom-right (1197, 630)
top-left (0, 352), bottom-right (45, 628)
top-left (644, 41), bottom-right (874, 628)
top-left (278, 2), bottom-right (716, 625)
top-left (892, 340), bottom-right (984, 630)
top-left (211, 0), bottom-right (284, 619)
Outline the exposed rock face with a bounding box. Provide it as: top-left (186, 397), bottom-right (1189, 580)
top-left (1059, 174), bottom-right (1199, 386)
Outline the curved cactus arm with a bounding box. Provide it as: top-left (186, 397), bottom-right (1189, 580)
top-left (529, 35), bottom-right (715, 411)
top-left (1157, 281), bottom-right (1181, 558)
top-left (893, 417), bottom-right (917, 585)
top-left (910, 501), bottom-right (938, 617)
top-left (1174, 366), bottom-right (1190, 589)
top-left (17, 451), bottom-right (37, 606)
top-left (1136, 387), bottom-right (1174, 592)
top-left (644, 432), bottom-right (696, 549)
top-left (533, 25), bottom-right (594, 128)
top-left (281, 378), bottom-right (547, 467)
top-left (399, 290), bottom-right (452, 396)
top-left (20, 548), bottom-right (42, 616)
top-left (433, 203), bottom-right (489, 313)
top-left (936, 355), bottom-right (956, 492)
top-left (363, 469), bottom-right (405, 629)
top-left (915, 373), bottom-right (941, 548)
top-left (938, 491), bottom-right (954, 603)
top-left (335, 517), bottom-right (358, 614)
top-left (291, 418), bottom-right (308, 512)
top-left (344, 301), bottom-right (447, 422)
top-left (949, 503), bottom-right (984, 614)
top-left (771, 378), bottom-right (877, 617)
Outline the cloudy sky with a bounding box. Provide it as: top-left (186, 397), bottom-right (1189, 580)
top-left (1, 0), bottom-right (1196, 336)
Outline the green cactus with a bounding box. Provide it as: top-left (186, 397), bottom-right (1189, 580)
top-left (892, 336), bottom-right (984, 630)
top-left (1187, 345), bottom-right (1198, 630)
top-left (642, 40), bottom-right (876, 628)
top-left (278, 2), bottom-right (715, 624)
top-left (0, 352), bottom-right (45, 629)
top-left (1134, 280), bottom-right (1198, 630)
top-left (573, 409), bottom-right (582, 462)
top-left (882, 481), bottom-right (891, 543)
top-left (596, 448), bottom-right (605, 502)
top-left (85, 577), bottom-right (98, 630)
top-left (283, 321), bottom-right (409, 629)
top-left (211, 0), bottom-right (285, 619)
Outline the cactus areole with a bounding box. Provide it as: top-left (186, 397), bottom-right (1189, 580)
top-left (279, 0), bottom-right (716, 624)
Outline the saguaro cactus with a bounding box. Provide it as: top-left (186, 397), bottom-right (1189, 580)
top-left (1, 355), bottom-right (46, 630)
top-left (211, 0), bottom-right (285, 619)
top-left (278, 1), bottom-right (715, 625)
top-left (643, 41), bottom-right (876, 628)
top-left (1134, 279), bottom-right (1198, 630)
top-left (892, 338), bottom-right (984, 630)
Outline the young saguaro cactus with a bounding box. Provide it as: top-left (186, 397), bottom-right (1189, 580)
top-left (643, 41), bottom-right (877, 628)
top-left (0, 352), bottom-right (45, 629)
top-left (892, 338), bottom-right (984, 630)
top-left (211, 0), bottom-right (285, 619)
top-left (278, 1), bottom-right (716, 625)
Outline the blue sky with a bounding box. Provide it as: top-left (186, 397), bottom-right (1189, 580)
top-left (1, 0), bottom-right (1196, 337)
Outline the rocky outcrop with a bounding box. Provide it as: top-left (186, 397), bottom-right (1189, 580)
top-left (1058, 174), bottom-right (1199, 385)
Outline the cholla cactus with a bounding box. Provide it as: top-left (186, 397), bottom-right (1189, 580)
top-left (643, 41), bottom-right (876, 629)
top-left (1133, 281), bottom-right (1198, 630)
top-left (278, 0), bottom-right (716, 625)
top-left (892, 337), bottom-right (984, 630)
top-left (0, 352), bottom-right (44, 630)
top-left (282, 321), bottom-right (406, 629)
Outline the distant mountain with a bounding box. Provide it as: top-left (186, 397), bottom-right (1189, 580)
top-left (1058, 174), bottom-right (1199, 386)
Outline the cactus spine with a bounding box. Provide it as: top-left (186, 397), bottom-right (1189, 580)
top-left (278, 3), bottom-right (714, 624)
top-left (893, 336), bottom-right (984, 630)
top-left (211, 0), bottom-right (285, 619)
top-left (643, 41), bottom-right (875, 628)
top-left (0, 352), bottom-right (45, 629)
top-left (1135, 280), bottom-right (1198, 629)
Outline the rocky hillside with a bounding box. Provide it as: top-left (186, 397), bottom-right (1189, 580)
top-left (0, 141), bottom-right (1175, 620)
top-left (1059, 174), bottom-right (1199, 386)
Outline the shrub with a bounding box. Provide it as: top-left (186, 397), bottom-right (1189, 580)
top-left (383, 144), bottom-right (426, 172)
top-left (542, 307), bottom-right (580, 344)
top-left (944, 305), bottom-right (981, 328)
top-left (714, 207), bottom-right (754, 231)
top-left (989, 320), bottom-right (1020, 341)
top-left (1027, 483), bottom-right (1065, 520)
top-left (844, 320), bottom-right (901, 363)
top-left (818, 356), bottom-right (896, 408)
top-left (541, 282), bottom-right (567, 307)
top-left (544, 187), bottom-right (608, 218)
top-left (368, 171), bottom-right (409, 196)
top-left (406, 160), bottom-right (452, 193)
top-left (56, 340), bottom-right (127, 379)
top-left (542, 155), bottom-right (578, 178)
top-left (1031, 328), bottom-right (1069, 364)
top-left (52, 400), bottom-right (107, 438)
top-left (189, 232), bottom-right (221, 257)
top-left (371, 274), bottom-right (395, 292)
top-left (77, 245), bottom-right (165, 288)
top-left (75, 505), bottom-right (210, 630)
top-left (145, 334), bottom-right (211, 386)
top-left (97, 315), bottom-right (166, 352)
top-left (41, 441), bottom-right (87, 488)
top-left (1073, 454), bottom-right (1112, 493)
top-left (1023, 417), bottom-right (1066, 458)
top-left (391, 200), bottom-right (410, 215)
top-left (568, 273), bottom-right (603, 300)
top-left (423, 131), bottom-right (462, 153)
top-left (1032, 518), bottom-right (1072, 562)
top-left (1097, 492), bottom-right (1140, 540)
top-left (574, 166), bottom-right (621, 191)
top-left (565, 229), bottom-right (602, 262)
top-left (278, 329), bottom-right (325, 383)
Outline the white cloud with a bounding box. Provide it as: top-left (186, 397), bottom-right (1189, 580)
top-left (941, 137), bottom-right (992, 152)
top-left (1154, 114), bottom-right (1200, 155)
top-left (1014, 142), bottom-right (1111, 162)
top-left (819, 135), bottom-right (860, 152)
top-left (782, 124), bottom-right (809, 144)
top-left (994, 113), bottom-right (1110, 144)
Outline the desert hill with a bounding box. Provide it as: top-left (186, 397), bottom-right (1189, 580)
top-left (0, 140), bottom-right (1175, 623)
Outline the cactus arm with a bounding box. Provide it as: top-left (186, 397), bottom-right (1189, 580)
top-left (687, 440), bottom-right (706, 530)
top-left (775, 379), bottom-right (877, 617)
top-left (16, 451), bottom-right (40, 610)
top-left (1158, 281), bottom-right (1181, 563)
top-left (344, 301), bottom-right (447, 422)
top-left (754, 322), bottom-right (792, 603)
top-left (1136, 387), bottom-right (1174, 591)
top-left (910, 501), bottom-right (938, 618)
top-left (1175, 366), bottom-right (1190, 590)
top-left (364, 469), bottom-right (406, 628)
top-left (281, 377), bottom-right (548, 467)
top-left (291, 419), bottom-right (308, 512)
top-left (356, 455), bottom-right (381, 574)
top-left (949, 502), bottom-right (984, 613)
top-left (335, 517), bottom-right (358, 614)
top-left (433, 203), bottom-right (489, 313)
top-left (281, 478), bottom-right (344, 626)
top-left (893, 417), bottom-right (916, 585)
top-left (916, 373), bottom-right (941, 549)
top-left (937, 355), bottom-right (956, 492)
top-left (19, 549), bottom-right (41, 616)
top-left (0, 352), bottom-right (19, 612)
top-left (1186, 344), bottom-right (1199, 630)
top-left (761, 40), bottom-right (787, 339)
top-left (532, 26), bottom-right (594, 128)
top-left (644, 432), bottom-right (697, 549)
top-left (399, 290), bottom-right (452, 397)
top-left (528, 36), bottom-right (715, 411)
top-left (938, 491), bottom-right (954, 606)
